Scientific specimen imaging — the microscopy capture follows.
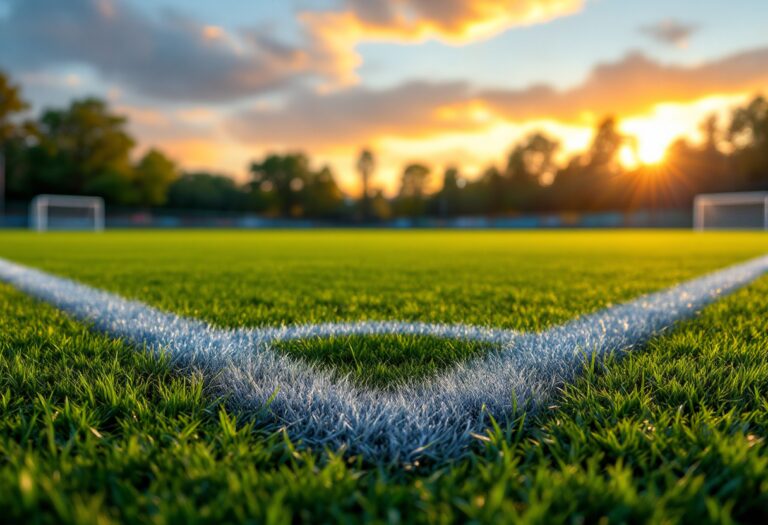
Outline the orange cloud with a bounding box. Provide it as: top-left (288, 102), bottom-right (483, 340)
top-left (116, 105), bottom-right (170, 127)
top-left (118, 44), bottom-right (768, 196)
top-left (175, 107), bottom-right (219, 125)
top-left (229, 47), bottom-right (768, 150)
top-left (483, 48), bottom-right (768, 122)
top-left (228, 81), bottom-right (478, 150)
top-left (202, 25), bottom-right (224, 41)
top-left (302, 0), bottom-right (584, 86)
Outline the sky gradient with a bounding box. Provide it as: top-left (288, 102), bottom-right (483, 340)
top-left (1, 0), bottom-right (768, 194)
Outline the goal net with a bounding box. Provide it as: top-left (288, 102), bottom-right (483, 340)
top-left (29, 195), bottom-right (105, 231)
top-left (693, 192), bottom-right (768, 230)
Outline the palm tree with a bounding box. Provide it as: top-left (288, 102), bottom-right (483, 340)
top-left (356, 148), bottom-right (374, 220)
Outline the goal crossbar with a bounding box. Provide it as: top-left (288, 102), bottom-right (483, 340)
top-left (30, 194), bottom-right (105, 232)
top-left (693, 191), bottom-right (768, 231)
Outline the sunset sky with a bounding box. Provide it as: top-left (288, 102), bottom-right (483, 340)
top-left (2, 0), bottom-right (768, 194)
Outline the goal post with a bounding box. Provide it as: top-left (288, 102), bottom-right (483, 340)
top-left (693, 192), bottom-right (768, 231)
top-left (30, 194), bottom-right (105, 232)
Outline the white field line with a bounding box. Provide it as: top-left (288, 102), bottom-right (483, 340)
top-left (1, 255), bottom-right (767, 461)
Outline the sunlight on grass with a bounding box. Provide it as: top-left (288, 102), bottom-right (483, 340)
top-left (2, 270), bottom-right (768, 522)
top-left (0, 230), bottom-right (766, 332)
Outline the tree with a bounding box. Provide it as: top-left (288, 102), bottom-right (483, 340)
top-left (506, 132), bottom-right (559, 211)
top-left (28, 98), bottom-right (136, 203)
top-left (729, 96), bottom-right (768, 149)
top-left (0, 70), bottom-right (30, 211)
top-left (167, 172), bottom-right (246, 211)
top-left (728, 96), bottom-right (768, 186)
top-left (396, 163), bottom-right (430, 217)
top-left (545, 117), bottom-right (627, 212)
top-left (700, 114), bottom-right (721, 153)
top-left (250, 153), bottom-right (347, 218)
top-left (370, 189), bottom-right (392, 220)
top-left (250, 153), bottom-right (313, 217)
top-left (134, 149), bottom-right (177, 206)
top-left (481, 165), bottom-right (505, 215)
top-left (399, 163), bottom-right (430, 198)
top-left (438, 166), bottom-right (462, 217)
top-left (587, 117), bottom-right (624, 170)
top-left (0, 71), bottom-right (28, 144)
top-left (356, 148), bottom-right (375, 220)
top-left (304, 165), bottom-right (345, 218)
top-left (507, 132), bottom-right (560, 185)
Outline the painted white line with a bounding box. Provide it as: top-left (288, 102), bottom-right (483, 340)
top-left (1, 255), bottom-right (767, 461)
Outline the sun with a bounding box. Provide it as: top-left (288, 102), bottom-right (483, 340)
top-left (617, 104), bottom-right (709, 168)
top-left (618, 144), bottom-right (640, 169)
top-left (635, 135), bottom-right (670, 165)
top-left (617, 128), bottom-right (673, 169)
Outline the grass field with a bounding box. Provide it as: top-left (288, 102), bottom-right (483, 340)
top-left (1, 230), bottom-right (768, 523)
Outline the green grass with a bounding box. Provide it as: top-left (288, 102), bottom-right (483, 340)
top-left (1, 230), bottom-right (766, 386)
top-left (0, 230), bottom-right (766, 330)
top-left (1, 230), bottom-right (768, 523)
top-left (272, 335), bottom-right (495, 389)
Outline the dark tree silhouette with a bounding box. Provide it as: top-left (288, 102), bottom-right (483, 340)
top-left (250, 153), bottom-right (312, 217)
top-left (438, 167), bottom-right (462, 217)
top-left (506, 132), bottom-right (559, 211)
top-left (587, 117), bottom-right (625, 171)
top-left (507, 132), bottom-right (559, 185)
top-left (0, 71), bottom-right (30, 212)
top-left (29, 98), bottom-right (136, 203)
top-left (728, 96), bottom-right (768, 186)
top-left (2, 69), bottom-right (768, 221)
top-left (250, 153), bottom-right (344, 218)
top-left (134, 149), bottom-right (178, 207)
top-left (397, 163), bottom-right (430, 218)
top-left (303, 165), bottom-right (345, 218)
top-left (0, 71), bottom-right (27, 144)
top-left (356, 148), bottom-right (375, 220)
top-left (167, 172), bottom-right (246, 211)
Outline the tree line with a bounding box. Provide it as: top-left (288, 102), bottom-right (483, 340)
top-left (1, 69), bottom-right (767, 220)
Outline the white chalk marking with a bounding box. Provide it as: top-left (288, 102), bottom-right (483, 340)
top-left (1, 255), bottom-right (766, 461)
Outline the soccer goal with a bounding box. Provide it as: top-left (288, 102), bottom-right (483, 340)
top-left (693, 192), bottom-right (768, 231)
top-left (29, 195), bottom-right (105, 232)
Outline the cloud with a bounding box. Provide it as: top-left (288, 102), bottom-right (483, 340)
top-left (0, 0), bottom-right (309, 102)
top-left (333, 0), bottom-right (583, 41)
top-left (483, 47), bottom-right (768, 121)
top-left (228, 80), bottom-right (476, 148)
top-left (301, 0), bottom-right (585, 86)
top-left (19, 71), bottom-right (83, 89)
top-left (0, 0), bottom-right (586, 100)
top-left (115, 104), bottom-right (170, 127)
top-left (639, 18), bottom-right (697, 48)
top-left (229, 47), bottom-right (768, 148)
